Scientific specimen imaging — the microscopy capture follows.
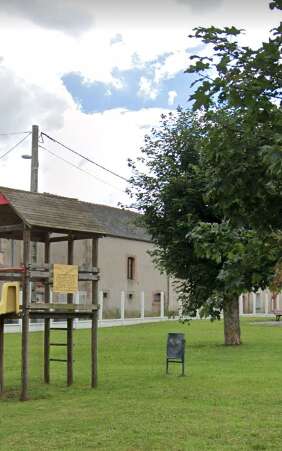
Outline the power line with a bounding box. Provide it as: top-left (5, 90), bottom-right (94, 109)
top-left (39, 145), bottom-right (126, 194)
top-left (41, 132), bottom-right (129, 183)
top-left (0, 133), bottom-right (31, 160)
top-left (0, 131), bottom-right (30, 136)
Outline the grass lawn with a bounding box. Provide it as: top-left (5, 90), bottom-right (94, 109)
top-left (0, 318), bottom-right (282, 450)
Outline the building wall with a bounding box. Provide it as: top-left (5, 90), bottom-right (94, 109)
top-left (0, 237), bottom-right (179, 316)
top-left (98, 237), bottom-right (174, 316)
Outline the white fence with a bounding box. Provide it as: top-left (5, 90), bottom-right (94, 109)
top-left (4, 290), bottom-right (167, 333)
top-left (239, 289), bottom-right (281, 316)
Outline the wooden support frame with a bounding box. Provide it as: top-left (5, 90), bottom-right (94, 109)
top-left (0, 227), bottom-right (101, 400)
top-left (0, 317), bottom-right (4, 394)
top-left (67, 237), bottom-right (74, 386)
top-left (20, 226), bottom-right (31, 401)
top-left (0, 186), bottom-right (106, 402)
top-left (91, 238), bottom-right (99, 388)
top-left (44, 234), bottom-right (50, 384)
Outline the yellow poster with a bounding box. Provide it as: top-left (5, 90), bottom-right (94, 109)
top-left (53, 264), bottom-right (78, 293)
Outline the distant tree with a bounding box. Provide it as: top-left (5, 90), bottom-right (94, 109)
top-left (128, 2), bottom-right (281, 345)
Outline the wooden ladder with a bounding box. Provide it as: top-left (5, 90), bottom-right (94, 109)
top-left (45, 320), bottom-right (74, 385)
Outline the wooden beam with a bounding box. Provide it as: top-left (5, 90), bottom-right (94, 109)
top-left (0, 317), bottom-right (4, 394)
top-left (0, 224), bottom-right (24, 233)
top-left (49, 234), bottom-right (99, 243)
top-left (29, 263), bottom-right (99, 273)
top-left (0, 267), bottom-right (25, 273)
top-left (67, 237), bottom-right (74, 386)
top-left (91, 238), bottom-right (99, 388)
top-left (29, 311), bottom-right (95, 320)
top-left (20, 226), bottom-right (31, 401)
top-left (44, 234), bottom-right (50, 384)
top-left (27, 303), bottom-right (98, 311)
top-left (48, 235), bottom-right (69, 243)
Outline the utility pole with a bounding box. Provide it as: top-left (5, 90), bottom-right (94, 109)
top-left (31, 125), bottom-right (39, 193)
top-left (10, 125), bottom-right (39, 268)
top-left (30, 125), bottom-right (39, 277)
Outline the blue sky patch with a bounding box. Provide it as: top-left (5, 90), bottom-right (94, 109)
top-left (62, 53), bottom-right (197, 113)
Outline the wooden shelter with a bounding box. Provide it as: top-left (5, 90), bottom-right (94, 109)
top-left (0, 186), bottom-right (107, 401)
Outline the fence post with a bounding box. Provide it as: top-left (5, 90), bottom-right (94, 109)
top-left (239, 295), bottom-right (243, 315)
top-left (252, 292), bottom-right (256, 315)
top-left (74, 291), bottom-right (79, 328)
top-left (98, 291), bottom-right (103, 321)
top-left (160, 292), bottom-right (165, 319)
top-left (121, 291), bottom-right (125, 322)
top-left (264, 290), bottom-right (268, 315)
top-left (178, 299), bottom-right (183, 318)
top-left (140, 291), bottom-right (145, 320)
top-left (278, 293), bottom-right (281, 310)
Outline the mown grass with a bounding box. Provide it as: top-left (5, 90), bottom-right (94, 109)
top-left (0, 318), bottom-right (282, 450)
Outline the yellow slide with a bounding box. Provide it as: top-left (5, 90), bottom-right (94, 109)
top-left (0, 282), bottom-right (20, 315)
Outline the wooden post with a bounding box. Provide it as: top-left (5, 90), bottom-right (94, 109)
top-left (20, 226), bottom-right (31, 401)
top-left (91, 237), bottom-right (99, 388)
top-left (44, 234), bottom-right (50, 384)
top-left (0, 317), bottom-right (4, 394)
top-left (67, 237), bottom-right (74, 386)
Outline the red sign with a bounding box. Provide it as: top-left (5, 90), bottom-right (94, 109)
top-left (0, 194), bottom-right (9, 205)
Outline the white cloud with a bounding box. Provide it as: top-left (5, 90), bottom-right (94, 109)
top-left (30, 107), bottom-right (169, 206)
top-left (0, 65), bottom-right (69, 133)
top-left (138, 77), bottom-right (159, 100)
top-left (168, 90), bottom-right (178, 105)
top-left (154, 50), bottom-right (190, 84)
top-left (0, 0), bottom-right (95, 34)
top-left (176, 0), bottom-right (223, 12)
top-left (0, 86), bottom-right (169, 206)
top-left (0, 0), bottom-right (279, 207)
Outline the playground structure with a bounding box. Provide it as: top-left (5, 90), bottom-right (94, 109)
top-left (0, 186), bottom-right (106, 401)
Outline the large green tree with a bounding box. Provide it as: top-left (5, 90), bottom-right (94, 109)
top-left (128, 2), bottom-right (281, 345)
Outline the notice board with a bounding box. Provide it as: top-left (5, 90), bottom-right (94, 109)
top-left (167, 333), bottom-right (185, 360)
top-left (53, 264), bottom-right (78, 293)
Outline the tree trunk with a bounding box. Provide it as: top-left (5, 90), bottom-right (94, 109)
top-left (223, 295), bottom-right (241, 345)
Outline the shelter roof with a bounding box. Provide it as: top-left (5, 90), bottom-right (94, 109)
top-left (0, 187), bottom-right (151, 242)
top-left (89, 203), bottom-right (151, 242)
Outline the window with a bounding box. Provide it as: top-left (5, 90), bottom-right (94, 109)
top-left (127, 257), bottom-right (135, 280)
top-left (153, 292), bottom-right (161, 303)
top-left (103, 291), bottom-right (109, 300)
top-left (127, 292), bottom-right (134, 302)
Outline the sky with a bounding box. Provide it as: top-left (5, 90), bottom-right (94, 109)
top-left (0, 0), bottom-right (279, 207)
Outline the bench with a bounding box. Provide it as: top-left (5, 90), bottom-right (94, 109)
top-left (273, 310), bottom-right (282, 321)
